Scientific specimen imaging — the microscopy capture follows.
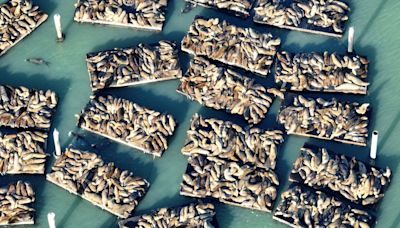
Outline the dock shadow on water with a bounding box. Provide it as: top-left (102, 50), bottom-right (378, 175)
top-left (0, 66), bottom-right (72, 124)
top-left (368, 78), bottom-right (394, 149)
top-left (99, 215), bottom-right (118, 228)
top-left (56, 196), bottom-right (82, 227)
top-left (196, 106), bottom-right (248, 128)
top-left (0, 66), bottom-right (71, 96)
top-left (88, 31), bottom-right (186, 53)
top-left (35, 0), bottom-right (57, 16)
top-left (368, 77), bottom-right (391, 141)
top-left (213, 202), bottom-right (236, 227)
top-left (131, 191), bottom-right (195, 217)
top-left (379, 109), bottom-right (400, 149)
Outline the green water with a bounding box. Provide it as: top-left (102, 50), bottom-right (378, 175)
top-left (0, 0), bottom-right (400, 227)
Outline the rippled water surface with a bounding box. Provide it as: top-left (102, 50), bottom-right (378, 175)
top-left (1, 0), bottom-right (400, 227)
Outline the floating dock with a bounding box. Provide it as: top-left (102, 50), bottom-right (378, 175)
top-left (87, 40), bottom-right (182, 92)
top-left (74, 0), bottom-right (168, 31)
top-left (118, 203), bottom-right (217, 228)
top-left (0, 131), bottom-right (48, 175)
top-left (275, 51), bottom-right (369, 94)
top-left (273, 185), bottom-right (374, 228)
top-left (177, 57), bottom-right (276, 125)
top-left (0, 181), bottom-right (35, 226)
top-left (181, 17), bottom-right (280, 76)
top-left (181, 114), bottom-right (284, 169)
top-left (46, 148), bottom-right (149, 218)
top-left (0, 0), bottom-right (48, 56)
top-left (289, 145), bottom-right (391, 206)
top-left (278, 94), bottom-right (370, 146)
top-left (0, 85), bottom-right (58, 131)
top-left (77, 95), bottom-right (176, 157)
top-left (253, 0), bottom-right (350, 38)
top-left (46, 148), bottom-right (105, 195)
top-left (180, 155), bottom-right (279, 212)
top-left (185, 0), bottom-right (255, 18)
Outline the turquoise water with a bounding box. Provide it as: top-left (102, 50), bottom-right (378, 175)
top-left (0, 0), bottom-right (400, 227)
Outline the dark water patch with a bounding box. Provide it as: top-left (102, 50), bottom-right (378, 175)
top-left (367, 78), bottom-right (390, 146)
top-left (0, 66), bottom-right (71, 96)
top-left (214, 202), bottom-right (246, 228)
top-left (273, 150), bottom-right (292, 200)
top-left (35, 0), bottom-right (58, 16)
top-left (56, 197), bottom-right (83, 227)
top-left (89, 30), bottom-right (186, 53)
top-left (305, 138), bottom-right (369, 160)
top-left (100, 215), bottom-right (117, 228)
top-left (132, 191), bottom-right (194, 217)
top-left (378, 110), bottom-right (400, 150)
